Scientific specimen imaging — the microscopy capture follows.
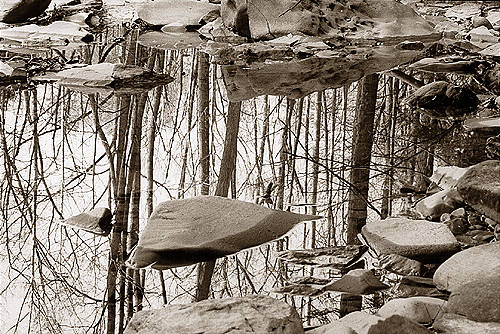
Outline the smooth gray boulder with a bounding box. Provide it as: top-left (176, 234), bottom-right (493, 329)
top-left (124, 295), bottom-right (303, 334)
top-left (378, 253), bottom-right (422, 276)
top-left (308, 321), bottom-right (356, 334)
top-left (433, 241), bottom-right (500, 292)
top-left (361, 218), bottom-right (460, 262)
top-left (376, 297), bottom-right (446, 324)
top-left (433, 313), bottom-right (500, 334)
top-left (338, 311), bottom-right (383, 334)
top-left (414, 189), bottom-right (463, 221)
top-left (456, 160), bottom-right (500, 222)
top-left (447, 274), bottom-right (500, 322)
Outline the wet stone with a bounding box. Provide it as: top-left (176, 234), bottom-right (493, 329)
top-left (361, 217), bottom-right (460, 262)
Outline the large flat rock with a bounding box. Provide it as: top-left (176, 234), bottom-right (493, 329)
top-left (447, 274), bottom-right (500, 322)
top-left (322, 269), bottom-right (389, 295)
top-left (277, 245), bottom-right (367, 269)
top-left (124, 295), bottom-right (303, 334)
top-left (361, 218), bottom-right (460, 262)
top-left (338, 311), bottom-right (383, 334)
top-left (126, 196), bottom-right (319, 269)
top-left (456, 160), bottom-right (500, 223)
top-left (308, 321), bottom-right (356, 334)
top-left (433, 241), bottom-right (500, 292)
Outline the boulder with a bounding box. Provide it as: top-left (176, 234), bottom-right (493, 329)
top-left (414, 189), bottom-right (463, 220)
top-left (60, 207), bottom-right (113, 236)
top-left (447, 274), bottom-right (500, 322)
top-left (361, 218), bottom-right (460, 262)
top-left (367, 315), bottom-right (432, 334)
top-left (308, 321), bottom-right (356, 334)
top-left (486, 134), bottom-right (500, 160)
top-left (124, 295), bottom-right (303, 334)
top-left (378, 253), bottom-right (422, 276)
top-left (433, 313), bottom-right (500, 334)
top-left (322, 269), bottom-right (389, 295)
top-left (456, 160), bottom-right (500, 222)
top-left (405, 81), bottom-right (479, 119)
top-left (377, 297), bottom-right (446, 324)
top-left (433, 241), bottom-right (500, 292)
top-left (126, 196), bottom-right (319, 269)
top-left (429, 166), bottom-right (470, 190)
top-left (338, 311), bottom-right (383, 334)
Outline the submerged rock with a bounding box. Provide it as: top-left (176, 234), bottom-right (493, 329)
top-left (277, 245), bottom-right (367, 269)
top-left (61, 207), bottom-right (113, 236)
top-left (126, 196), bottom-right (319, 269)
top-left (405, 81), bottom-right (479, 119)
top-left (124, 295), bottom-right (304, 334)
top-left (377, 297), bottom-right (446, 324)
top-left (447, 274), bottom-right (500, 323)
top-left (378, 253), bottom-right (422, 276)
top-left (433, 241), bottom-right (500, 292)
top-left (322, 269), bottom-right (389, 295)
top-left (361, 217), bottom-right (460, 262)
top-left (456, 160), bottom-right (500, 222)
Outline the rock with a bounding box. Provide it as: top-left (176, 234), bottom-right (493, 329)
top-left (392, 276), bottom-right (448, 299)
top-left (273, 277), bottom-right (330, 296)
top-left (446, 218), bottom-right (468, 235)
top-left (338, 311), bottom-right (383, 334)
top-left (0, 0), bottom-right (52, 24)
top-left (468, 26), bottom-right (499, 45)
top-left (52, 63), bottom-right (174, 95)
top-left (450, 207), bottom-right (466, 219)
top-left (61, 208), bottom-right (113, 236)
top-left (447, 274), bottom-right (500, 322)
top-left (126, 196), bottom-right (319, 269)
top-left (377, 297), bottom-right (446, 324)
top-left (433, 241), bottom-right (500, 292)
top-left (367, 315), bottom-right (432, 334)
top-left (486, 134), bottom-right (500, 160)
top-left (308, 321), bottom-right (356, 334)
top-left (404, 81), bottom-right (480, 119)
top-left (0, 61), bottom-right (14, 77)
top-left (472, 16), bottom-right (494, 30)
top-left (322, 269), bottom-right (389, 295)
top-left (137, 0), bottom-right (220, 26)
top-left (463, 117), bottom-right (500, 131)
top-left (277, 245), bottom-right (367, 269)
top-left (378, 253), bottom-right (422, 276)
top-left (445, 2), bottom-right (481, 20)
top-left (433, 313), bottom-right (500, 334)
top-left (361, 217), bottom-right (460, 262)
top-left (222, 0), bottom-right (434, 40)
top-left (124, 295), bottom-right (304, 334)
top-left (456, 160), bottom-right (500, 222)
top-left (429, 166), bottom-right (470, 190)
top-left (415, 189), bottom-right (463, 220)
top-left (138, 31), bottom-right (203, 50)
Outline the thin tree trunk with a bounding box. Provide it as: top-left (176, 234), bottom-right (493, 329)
top-left (341, 74), bottom-right (379, 317)
top-left (195, 101), bottom-right (241, 301)
top-left (198, 51), bottom-right (210, 196)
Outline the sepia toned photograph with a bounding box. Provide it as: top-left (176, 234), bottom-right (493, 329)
top-left (1, 0), bottom-right (499, 333)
